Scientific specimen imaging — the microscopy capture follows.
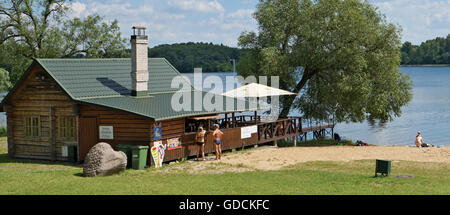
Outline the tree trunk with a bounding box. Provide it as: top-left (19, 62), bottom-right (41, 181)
top-left (279, 68), bottom-right (315, 118)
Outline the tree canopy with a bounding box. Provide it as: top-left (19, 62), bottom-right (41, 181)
top-left (0, 68), bottom-right (11, 92)
top-left (0, 0), bottom-right (127, 84)
top-left (148, 42), bottom-right (247, 73)
top-left (237, 0), bottom-right (412, 123)
top-left (401, 34), bottom-right (450, 65)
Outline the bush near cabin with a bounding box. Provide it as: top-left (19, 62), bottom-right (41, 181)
top-left (0, 127), bottom-right (6, 137)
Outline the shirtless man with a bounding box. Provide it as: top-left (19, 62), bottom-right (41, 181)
top-left (212, 124), bottom-right (224, 160)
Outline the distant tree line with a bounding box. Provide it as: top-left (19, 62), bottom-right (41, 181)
top-left (147, 42), bottom-right (248, 73)
top-left (401, 34), bottom-right (450, 65)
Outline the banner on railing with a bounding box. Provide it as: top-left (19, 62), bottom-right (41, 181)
top-left (241, 125), bottom-right (257, 139)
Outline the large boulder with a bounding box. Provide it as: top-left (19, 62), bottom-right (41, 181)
top-left (83, 142), bottom-right (127, 177)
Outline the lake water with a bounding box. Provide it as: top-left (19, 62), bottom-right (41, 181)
top-left (2, 67), bottom-right (450, 145)
top-left (184, 67), bottom-right (450, 146)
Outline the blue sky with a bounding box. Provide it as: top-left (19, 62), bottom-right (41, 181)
top-left (70, 0), bottom-right (450, 47)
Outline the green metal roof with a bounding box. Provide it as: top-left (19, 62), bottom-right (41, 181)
top-left (79, 91), bottom-right (259, 121)
top-left (1, 58), bottom-right (262, 121)
top-left (35, 58), bottom-right (194, 99)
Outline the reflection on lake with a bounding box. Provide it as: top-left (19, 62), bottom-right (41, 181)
top-left (334, 67), bottom-right (450, 146)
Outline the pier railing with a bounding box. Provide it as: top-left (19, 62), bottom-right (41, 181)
top-left (257, 117), bottom-right (303, 144)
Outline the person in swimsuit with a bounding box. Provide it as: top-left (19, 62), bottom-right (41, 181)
top-left (415, 131), bottom-right (424, 147)
top-left (196, 126), bottom-right (206, 161)
top-left (212, 124), bottom-right (224, 160)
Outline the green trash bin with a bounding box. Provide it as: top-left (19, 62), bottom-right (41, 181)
top-left (375, 159), bottom-right (391, 177)
top-left (130, 145), bottom-right (149, 170)
top-left (117, 145), bottom-right (132, 168)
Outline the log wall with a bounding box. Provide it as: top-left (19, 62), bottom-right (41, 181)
top-left (6, 65), bottom-right (78, 161)
top-left (78, 105), bottom-right (154, 160)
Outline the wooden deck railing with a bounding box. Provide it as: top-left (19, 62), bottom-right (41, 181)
top-left (216, 115), bottom-right (261, 128)
top-left (257, 117), bottom-right (303, 144)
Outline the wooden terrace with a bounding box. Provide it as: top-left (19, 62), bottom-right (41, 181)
top-left (162, 114), bottom-right (335, 163)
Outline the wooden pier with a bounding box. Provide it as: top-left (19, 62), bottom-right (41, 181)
top-left (256, 117), bottom-right (334, 144)
top-left (216, 115), bottom-right (335, 144)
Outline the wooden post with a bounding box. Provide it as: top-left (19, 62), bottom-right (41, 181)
top-left (225, 113), bottom-right (229, 128)
top-left (274, 140), bottom-right (277, 147)
top-left (254, 111), bottom-right (258, 124)
top-left (50, 107), bottom-right (56, 161)
top-left (293, 136), bottom-right (297, 147)
top-left (232, 112), bottom-right (236, 128)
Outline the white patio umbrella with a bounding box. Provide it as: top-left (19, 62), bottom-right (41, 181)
top-left (221, 83), bottom-right (296, 98)
top-left (221, 83), bottom-right (296, 123)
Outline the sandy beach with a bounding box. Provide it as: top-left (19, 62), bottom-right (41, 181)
top-left (159, 145), bottom-right (450, 174)
top-left (220, 146), bottom-right (450, 170)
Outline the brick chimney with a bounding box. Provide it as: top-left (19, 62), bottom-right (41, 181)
top-left (131, 26), bottom-right (148, 97)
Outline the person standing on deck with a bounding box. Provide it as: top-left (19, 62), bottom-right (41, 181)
top-left (213, 124), bottom-right (224, 160)
top-left (196, 126), bottom-right (206, 161)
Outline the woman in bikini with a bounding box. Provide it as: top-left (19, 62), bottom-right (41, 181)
top-left (196, 126), bottom-right (206, 161)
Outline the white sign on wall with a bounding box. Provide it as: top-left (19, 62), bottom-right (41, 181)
top-left (241, 125), bottom-right (258, 139)
top-left (99, 126), bottom-right (114, 139)
top-left (61, 145), bottom-right (68, 157)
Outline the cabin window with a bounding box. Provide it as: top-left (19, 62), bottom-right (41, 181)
top-left (25, 116), bottom-right (40, 137)
top-left (60, 116), bottom-right (76, 138)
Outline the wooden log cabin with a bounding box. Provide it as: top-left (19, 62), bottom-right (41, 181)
top-left (0, 27), bottom-right (263, 164)
top-left (0, 27), bottom-right (333, 165)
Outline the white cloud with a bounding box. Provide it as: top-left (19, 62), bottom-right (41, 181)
top-left (227, 9), bottom-right (254, 19)
top-left (371, 0), bottom-right (450, 44)
top-left (168, 0), bottom-right (225, 13)
top-left (66, 0), bottom-right (257, 47)
top-left (69, 2), bottom-right (87, 18)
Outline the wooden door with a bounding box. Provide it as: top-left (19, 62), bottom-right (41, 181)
top-left (78, 117), bottom-right (98, 161)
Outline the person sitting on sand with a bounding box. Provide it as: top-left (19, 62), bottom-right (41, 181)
top-left (196, 126), bottom-right (206, 161)
top-left (212, 124), bottom-right (224, 160)
top-left (334, 133), bottom-right (341, 145)
top-left (414, 131), bottom-right (433, 147)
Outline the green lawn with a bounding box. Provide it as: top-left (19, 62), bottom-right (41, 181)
top-left (0, 137), bottom-right (449, 195)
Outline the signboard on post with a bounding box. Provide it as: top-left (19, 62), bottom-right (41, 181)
top-left (151, 140), bottom-right (166, 168)
top-left (99, 126), bottom-right (114, 139)
top-left (154, 122), bottom-right (162, 140)
top-left (241, 125), bottom-right (257, 139)
top-left (167, 138), bottom-right (181, 150)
